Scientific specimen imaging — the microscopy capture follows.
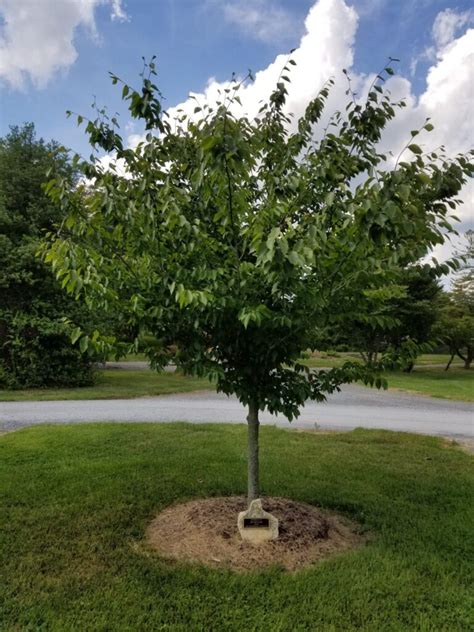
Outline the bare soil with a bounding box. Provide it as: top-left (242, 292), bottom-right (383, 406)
top-left (145, 496), bottom-right (366, 572)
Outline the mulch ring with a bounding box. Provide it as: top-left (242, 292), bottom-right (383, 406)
top-left (144, 496), bottom-right (367, 572)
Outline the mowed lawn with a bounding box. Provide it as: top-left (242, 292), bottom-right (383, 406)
top-left (303, 352), bottom-right (465, 368)
top-left (383, 368), bottom-right (474, 401)
top-left (1, 424), bottom-right (473, 630)
top-left (0, 369), bottom-right (212, 401)
top-left (303, 354), bottom-right (473, 402)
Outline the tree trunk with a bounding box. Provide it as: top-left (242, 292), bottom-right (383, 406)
top-left (456, 348), bottom-right (472, 369)
top-left (247, 400), bottom-right (260, 504)
top-left (445, 353), bottom-right (455, 371)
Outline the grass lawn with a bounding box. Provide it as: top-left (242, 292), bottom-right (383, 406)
top-left (301, 354), bottom-right (472, 402)
top-left (1, 424), bottom-right (473, 630)
top-left (0, 369), bottom-right (211, 402)
top-left (383, 368), bottom-right (474, 401)
top-left (304, 352), bottom-right (462, 369)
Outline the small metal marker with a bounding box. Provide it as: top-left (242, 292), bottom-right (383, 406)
top-left (244, 518), bottom-right (270, 528)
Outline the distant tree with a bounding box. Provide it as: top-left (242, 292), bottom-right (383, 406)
top-left (0, 124), bottom-right (98, 388)
top-left (436, 232), bottom-right (474, 370)
top-left (452, 230), bottom-right (474, 308)
top-left (435, 301), bottom-right (473, 370)
top-left (323, 265), bottom-right (443, 370)
top-left (44, 59), bottom-right (473, 507)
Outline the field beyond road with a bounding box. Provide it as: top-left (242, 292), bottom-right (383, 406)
top-left (0, 370), bottom-right (211, 402)
top-left (1, 424), bottom-right (473, 630)
top-left (1, 357), bottom-right (473, 404)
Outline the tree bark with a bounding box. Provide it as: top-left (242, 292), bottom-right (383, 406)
top-left (247, 400), bottom-right (260, 504)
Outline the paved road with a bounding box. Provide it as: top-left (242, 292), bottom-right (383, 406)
top-left (1, 385), bottom-right (472, 438)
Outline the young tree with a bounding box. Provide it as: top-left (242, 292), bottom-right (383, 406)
top-left (43, 60), bottom-right (473, 506)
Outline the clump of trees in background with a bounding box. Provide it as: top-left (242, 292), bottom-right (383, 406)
top-left (0, 124), bottom-right (99, 388)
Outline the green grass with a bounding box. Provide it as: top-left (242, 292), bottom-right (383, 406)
top-left (301, 354), bottom-right (472, 402)
top-left (304, 352), bottom-right (462, 369)
top-left (415, 354), bottom-right (463, 366)
top-left (116, 352), bottom-right (148, 362)
top-left (1, 424), bottom-right (473, 630)
top-left (0, 369), bottom-right (211, 401)
top-left (384, 368), bottom-right (474, 401)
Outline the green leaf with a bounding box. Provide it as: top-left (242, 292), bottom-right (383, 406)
top-left (71, 328), bottom-right (82, 345)
top-left (408, 144), bottom-right (422, 155)
top-left (288, 251), bottom-right (303, 266)
top-left (79, 336), bottom-right (89, 353)
top-left (417, 172), bottom-right (431, 185)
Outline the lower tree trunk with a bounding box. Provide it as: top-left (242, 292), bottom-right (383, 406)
top-left (457, 348), bottom-right (472, 370)
top-left (445, 353), bottom-right (455, 371)
top-left (247, 400), bottom-right (260, 504)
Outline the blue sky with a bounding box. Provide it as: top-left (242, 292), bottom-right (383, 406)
top-left (0, 0), bottom-right (472, 159)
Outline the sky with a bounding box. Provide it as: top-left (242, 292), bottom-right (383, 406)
top-left (0, 0), bottom-right (473, 252)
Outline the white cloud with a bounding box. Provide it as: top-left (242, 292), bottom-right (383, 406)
top-left (218, 0), bottom-right (301, 44)
top-left (110, 0), bottom-right (128, 22)
top-left (432, 8), bottom-right (473, 49)
top-left (410, 7), bottom-right (473, 76)
top-left (0, 0), bottom-right (128, 89)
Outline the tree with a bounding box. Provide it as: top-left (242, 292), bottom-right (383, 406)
top-left (435, 300), bottom-right (473, 370)
top-left (43, 59), bottom-right (473, 507)
top-left (0, 124), bottom-right (98, 388)
top-left (436, 233), bottom-right (474, 370)
top-left (452, 230), bottom-right (474, 309)
top-left (324, 265), bottom-right (443, 371)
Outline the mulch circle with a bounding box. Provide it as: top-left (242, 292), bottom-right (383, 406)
top-left (144, 496), bottom-right (366, 572)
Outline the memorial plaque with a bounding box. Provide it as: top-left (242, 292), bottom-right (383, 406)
top-left (244, 518), bottom-right (269, 528)
top-left (238, 499), bottom-right (279, 543)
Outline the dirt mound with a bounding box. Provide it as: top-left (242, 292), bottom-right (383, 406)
top-left (145, 496), bottom-right (365, 572)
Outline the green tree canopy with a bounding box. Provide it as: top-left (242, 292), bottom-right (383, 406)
top-left (44, 60), bottom-right (473, 502)
top-left (0, 124), bottom-right (96, 388)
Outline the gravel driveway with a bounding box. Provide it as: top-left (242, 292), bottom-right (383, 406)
top-left (1, 384), bottom-right (472, 438)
